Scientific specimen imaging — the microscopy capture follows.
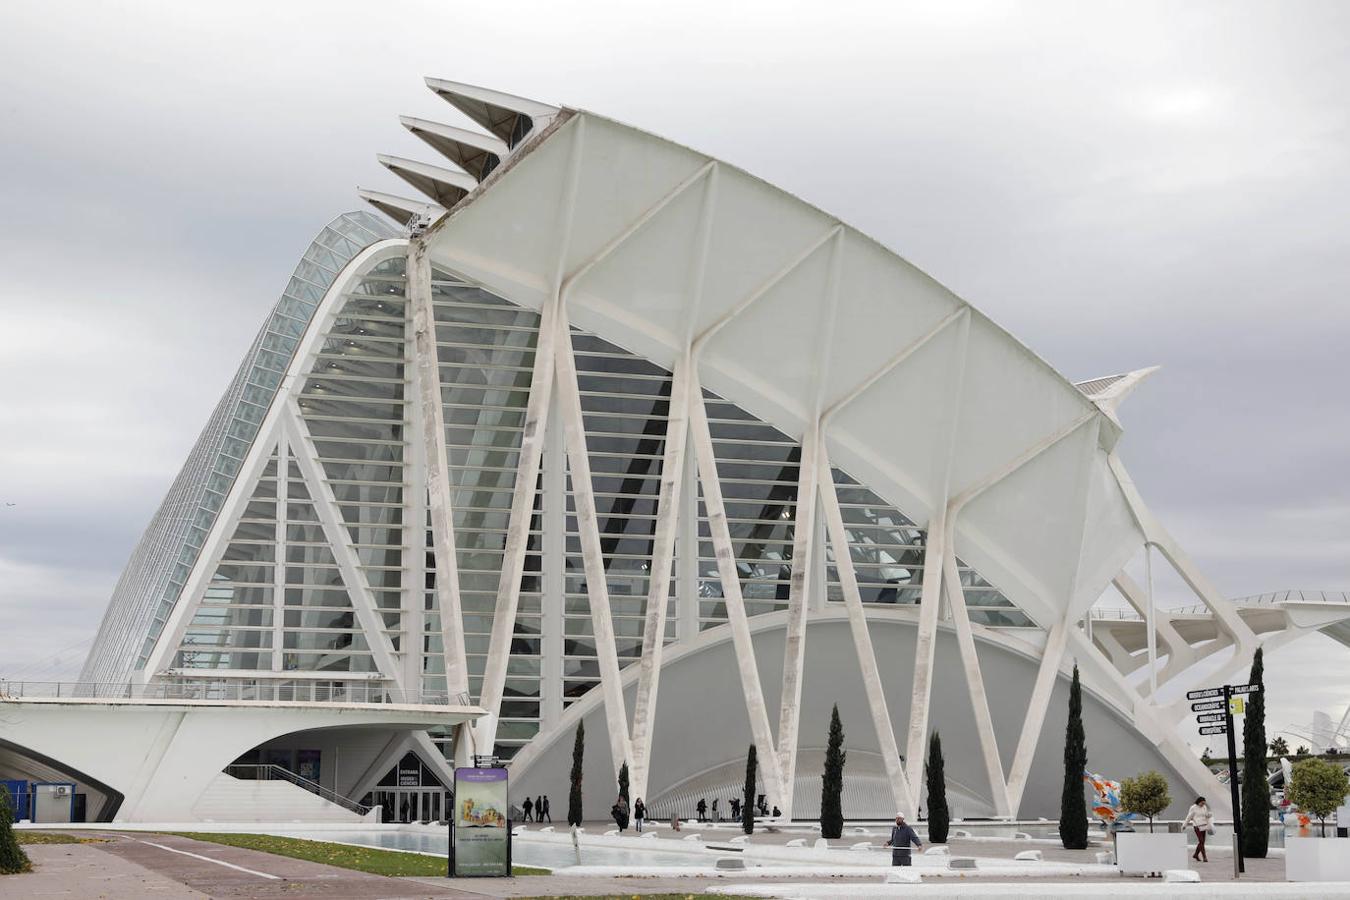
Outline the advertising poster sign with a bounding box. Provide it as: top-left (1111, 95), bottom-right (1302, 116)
top-left (452, 767), bottom-right (510, 876)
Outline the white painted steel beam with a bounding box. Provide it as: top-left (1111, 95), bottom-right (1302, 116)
top-left (283, 405), bottom-right (407, 694)
top-left (817, 441), bottom-right (916, 816)
top-left (689, 368), bottom-right (787, 806)
top-left (1004, 615), bottom-right (1070, 812)
top-left (552, 308), bottom-right (634, 775)
top-left (476, 122), bottom-right (587, 753)
top-left (271, 435), bottom-right (287, 673)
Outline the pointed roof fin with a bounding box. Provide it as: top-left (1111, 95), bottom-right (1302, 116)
top-left (357, 187), bottom-right (446, 227)
top-left (400, 116), bottom-right (508, 182)
top-left (424, 78), bottom-right (559, 149)
top-left (376, 154), bottom-right (478, 209)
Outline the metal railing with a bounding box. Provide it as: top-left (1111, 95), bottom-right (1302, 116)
top-left (224, 763), bottom-right (373, 816)
top-left (0, 679), bottom-right (473, 707)
top-left (1086, 590), bottom-right (1350, 623)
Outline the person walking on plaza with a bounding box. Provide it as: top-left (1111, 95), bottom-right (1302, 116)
top-left (711, 798), bottom-right (720, 822)
top-left (634, 797), bottom-right (646, 833)
top-left (535, 795), bottom-right (543, 822)
top-left (1182, 796), bottom-right (1213, 862)
top-left (730, 797), bottom-right (741, 820)
top-left (522, 796), bottom-right (533, 822)
top-left (540, 795), bottom-right (551, 822)
top-left (697, 797), bottom-right (707, 822)
top-left (611, 795), bottom-right (630, 832)
top-left (885, 813), bottom-right (923, 866)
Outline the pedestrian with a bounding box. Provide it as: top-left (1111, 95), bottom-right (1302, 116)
top-left (540, 794), bottom-right (551, 822)
top-left (771, 805), bottom-right (781, 818)
top-left (1182, 796), bottom-right (1213, 862)
top-left (671, 814), bottom-right (682, 832)
top-left (634, 797), bottom-right (646, 833)
top-left (712, 798), bottom-right (720, 822)
top-left (536, 795), bottom-right (543, 821)
top-left (611, 794), bottom-right (630, 831)
top-left (697, 797), bottom-right (707, 822)
top-left (885, 813), bottom-right (923, 866)
top-left (730, 797), bottom-right (740, 820)
top-left (522, 796), bottom-right (534, 822)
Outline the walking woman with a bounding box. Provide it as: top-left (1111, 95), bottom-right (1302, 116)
top-left (1182, 796), bottom-right (1213, 862)
top-left (634, 797), bottom-right (646, 833)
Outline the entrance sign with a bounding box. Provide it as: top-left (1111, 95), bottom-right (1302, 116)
top-left (1199, 724), bottom-right (1228, 735)
top-left (1191, 700), bottom-right (1225, 713)
top-left (450, 767), bottom-right (511, 877)
top-left (1186, 687), bottom-right (1222, 700)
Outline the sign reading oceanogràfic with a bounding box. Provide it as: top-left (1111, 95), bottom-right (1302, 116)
top-left (1191, 700), bottom-right (1225, 713)
top-left (452, 767), bottom-right (510, 877)
top-left (1187, 687), bottom-right (1223, 700)
top-left (1199, 724), bottom-right (1228, 735)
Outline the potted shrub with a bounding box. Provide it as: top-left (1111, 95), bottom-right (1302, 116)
top-left (1285, 758), bottom-right (1350, 882)
top-left (1115, 771), bottom-right (1185, 876)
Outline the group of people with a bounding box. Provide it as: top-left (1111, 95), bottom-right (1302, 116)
top-left (519, 794), bottom-right (551, 822)
top-left (608, 795), bottom-right (649, 832)
top-left (692, 796), bottom-right (781, 822)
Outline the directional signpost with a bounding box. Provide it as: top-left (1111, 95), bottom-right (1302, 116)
top-left (1187, 681), bottom-right (1264, 878)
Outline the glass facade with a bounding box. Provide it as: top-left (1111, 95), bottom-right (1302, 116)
top-left (86, 215), bottom-right (1035, 759)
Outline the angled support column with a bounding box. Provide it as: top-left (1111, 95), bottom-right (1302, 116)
top-left (477, 121), bottom-right (588, 751)
top-left (630, 166), bottom-right (718, 802)
top-left (775, 229), bottom-right (846, 817)
top-left (629, 354), bottom-right (692, 801)
top-left (1114, 571), bottom-right (1197, 686)
top-left (817, 442), bottom-right (917, 816)
top-left (941, 411), bottom-right (1097, 818)
top-left (283, 404), bottom-right (407, 694)
top-left (272, 434), bottom-right (288, 672)
top-left (410, 237), bottom-right (471, 705)
top-left (689, 368), bottom-right (787, 806)
top-left (1004, 615), bottom-right (1071, 812)
top-left (552, 310), bottom-right (634, 775)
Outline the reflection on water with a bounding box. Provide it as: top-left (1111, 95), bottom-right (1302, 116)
top-left (277, 828), bottom-right (735, 869)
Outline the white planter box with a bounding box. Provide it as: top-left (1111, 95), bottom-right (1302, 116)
top-left (1286, 836), bottom-right (1350, 882)
top-left (1116, 832), bottom-right (1188, 876)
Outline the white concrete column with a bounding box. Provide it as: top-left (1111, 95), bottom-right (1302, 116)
top-left (272, 436), bottom-right (288, 673)
top-left (539, 394), bottom-right (567, 731)
top-left (817, 444), bottom-right (916, 816)
top-left (1004, 615), bottom-right (1071, 812)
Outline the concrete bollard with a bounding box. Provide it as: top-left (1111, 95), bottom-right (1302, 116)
top-left (1014, 850), bottom-right (1043, 861)
top-left (884, 869), bottom-right (922, 884)
top-left (1163, 870), bottom-right (1201, 883)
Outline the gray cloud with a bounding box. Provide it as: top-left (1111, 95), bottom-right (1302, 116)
top-left (1, 0), bottom-right (1346, 746)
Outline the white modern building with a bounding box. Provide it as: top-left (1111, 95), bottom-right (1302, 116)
top-left (8, 79), bottom-right (1348, 824)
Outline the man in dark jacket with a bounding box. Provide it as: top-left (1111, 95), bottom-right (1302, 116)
top-left (885, 813), bottom-right (922, 866)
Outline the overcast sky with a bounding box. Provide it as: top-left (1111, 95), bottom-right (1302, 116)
top-left (1, 0), bottom-right (1347, 754)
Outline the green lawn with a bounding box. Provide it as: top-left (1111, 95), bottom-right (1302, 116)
top-left (16, 832), bottom-right (102, 845)
top-left (169, 832), bottom-right (547, 877)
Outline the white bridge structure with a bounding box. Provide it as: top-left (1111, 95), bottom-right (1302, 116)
top-left (34, 80), bottom-right (1344, 824)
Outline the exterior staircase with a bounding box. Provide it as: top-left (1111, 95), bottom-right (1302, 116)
top-left (191, 766), bottom-right (377, 823)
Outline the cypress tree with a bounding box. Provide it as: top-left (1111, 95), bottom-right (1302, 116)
top-left (1059, 663), bottom-right (1089, 850)
top-left (743, 744), bottom-right (757, 834)
top-left (820, 703), bottom-right (846, 839)
top-left (925, 730), bottom-right (950, 843)
top-left (1241, 647), bottom-right (1269, 858)
top-left (618, 761), bottom-right (630, 802)
top-left (567, 721), bottom-right (585, 827)
top-left (0, 790), bottom-right (31, 875)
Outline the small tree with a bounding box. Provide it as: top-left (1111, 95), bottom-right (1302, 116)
top-left (742, 744), bottom-right (757, 835)
top-left (1120, 771), bottom-right (1171, 833)
top-left (1295, 745), bottom-right (1311, 758)
top-left (567, 721), bottom-right (585, 827)
top-left (1241, 648), bottom-right (1270, 858)
top-left (1059, 664), bottom-right (1089, 850)
top-left (618, 760), bottom-right (630, 803)
top-left (925, 731), bottom-right (950, 843)
top-left (1270, 736), bottom-right (1290, 758)
top-left (820, 703), bottom-right (846, 839)
top-left (1287, 758), bottom-right (1350, 837)
top-left (0, 790), bottom-right (31, 875)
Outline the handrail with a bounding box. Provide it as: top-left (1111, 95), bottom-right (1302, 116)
top-left (0, 679), bottom-right (474, 708)
top-left (1087, 590), bottom-right (1350, 624)
top-left (224, 764), bottom-right (372, 816)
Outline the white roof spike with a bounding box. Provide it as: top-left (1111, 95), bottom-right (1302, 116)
top-left (376, 154), bottom-right (478, 209)
top-left (423, 78), bottom-right (559, 149)
top-left (399, 116), bottom-right (508, 183)
top-left (356, 187), bottom-right (445, 227)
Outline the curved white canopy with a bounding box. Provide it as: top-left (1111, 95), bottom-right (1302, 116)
top-left (419, 108), bottom-right (1145, 629)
